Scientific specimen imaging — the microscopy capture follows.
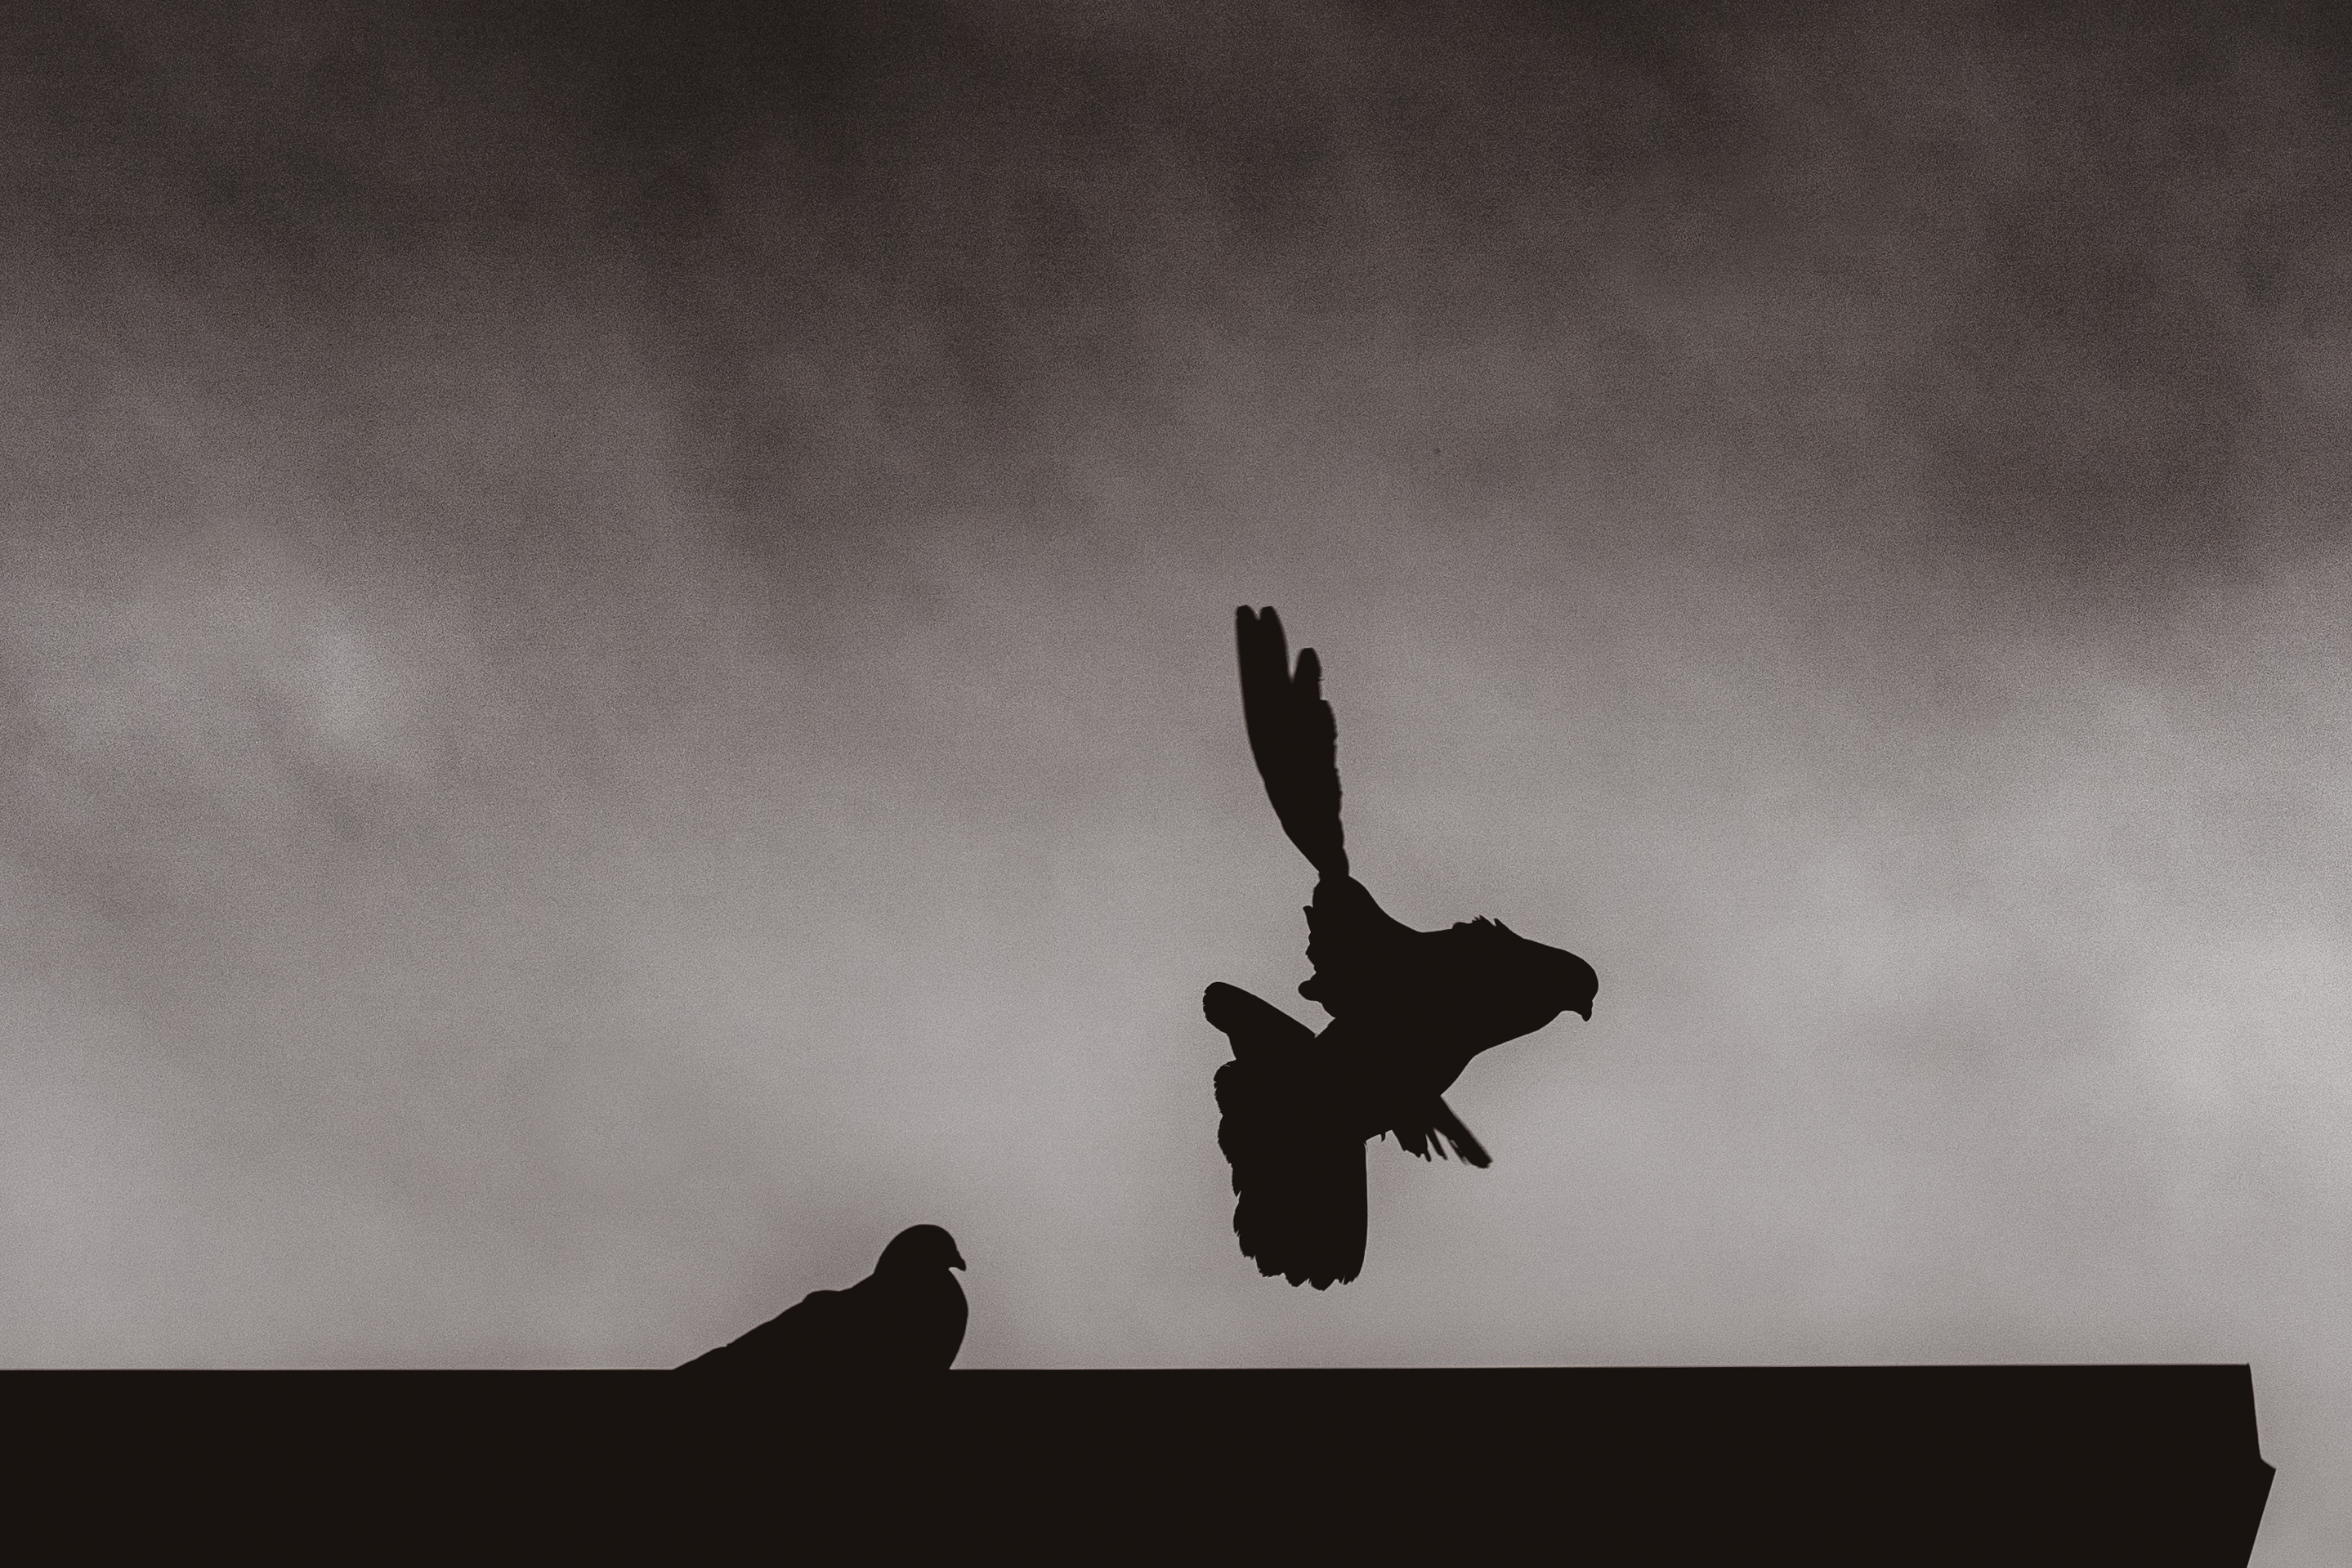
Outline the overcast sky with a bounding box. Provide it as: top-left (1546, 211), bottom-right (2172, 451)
top-left (3, 2), bottom-right (2346, 1556)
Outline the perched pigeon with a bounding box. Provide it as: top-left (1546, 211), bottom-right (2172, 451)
top-left (678, 1225), bottom-right (968, 1372)
top-left (1208, 607), bottom-right (1598, 1287)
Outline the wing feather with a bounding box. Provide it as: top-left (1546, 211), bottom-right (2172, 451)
top-left (1236, 606), bottom-right (1348, 878)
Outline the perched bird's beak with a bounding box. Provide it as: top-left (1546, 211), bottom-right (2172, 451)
top-left (950, 1251), bottom-right (968, 1271)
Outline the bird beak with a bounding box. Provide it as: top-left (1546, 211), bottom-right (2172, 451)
top-left (951, 1252), bottom-right (968, 1271)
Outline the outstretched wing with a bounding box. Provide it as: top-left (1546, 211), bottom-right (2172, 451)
top-left (1203, 981), bottom-right (1318, 1058)
top-left (1393, 1096), bottom-right (1493, 1168)
top-left (1236, 606), bottom-right (1348, 878)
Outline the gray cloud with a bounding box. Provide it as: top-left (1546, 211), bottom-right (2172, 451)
top-left (2, 3), bottom-right (2348, 1557)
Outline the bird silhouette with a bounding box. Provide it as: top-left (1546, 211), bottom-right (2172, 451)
top-left (677, 1224), bottom-right (968, 1372)
top-left (1208, 607), bottom-right (1598, 1288)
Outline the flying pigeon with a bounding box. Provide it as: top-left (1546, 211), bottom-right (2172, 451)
top-left (1208, 607), bottom-right (1598, 1287)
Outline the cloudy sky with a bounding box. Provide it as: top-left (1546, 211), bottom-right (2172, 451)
top-left (3, 1), bottom-right (2346, 1555)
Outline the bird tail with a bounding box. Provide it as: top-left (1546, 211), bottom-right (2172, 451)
top-left (1236, 606), bottom-right (1348, 878)
top-left (1205, 982), bottom-right (1367, 1289)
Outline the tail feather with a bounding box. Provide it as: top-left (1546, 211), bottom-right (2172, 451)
top-left (1205, 984), bottom-right (1367, 1289)
top-left (1236, 607), bottom-right (1348, 878)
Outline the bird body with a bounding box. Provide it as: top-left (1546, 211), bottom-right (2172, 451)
top-left (679, 1224), bottom-right (968, 1373)
top-left (1209, 608), bottom-right (1597, 1288)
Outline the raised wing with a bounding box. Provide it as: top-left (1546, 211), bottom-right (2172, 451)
top-left (1236, 606), bottom-right (1348, 878)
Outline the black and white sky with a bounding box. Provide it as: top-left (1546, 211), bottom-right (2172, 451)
top-left (3, 1), bottom-right (2347, 1553)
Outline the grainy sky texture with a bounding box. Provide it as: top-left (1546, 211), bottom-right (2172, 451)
top-left (4, 2), bottom-right (2348, 1555)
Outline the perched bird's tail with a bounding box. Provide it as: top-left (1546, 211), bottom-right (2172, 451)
top-left (1205, 981), bottom-right (1367, 1289)
top-left (1236, 607), bottom-right (1348, 879)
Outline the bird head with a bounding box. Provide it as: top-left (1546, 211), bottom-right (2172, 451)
top-left (1544, 943), bottom-right (1599, 1022)
top-left (1466, 918), bottom-right (1599, 1026)
top-left (877, 1224), bottom-right (968, 1276)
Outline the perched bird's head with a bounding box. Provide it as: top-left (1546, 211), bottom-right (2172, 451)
top-left (877, 1224), bottom-right (968, 1276)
